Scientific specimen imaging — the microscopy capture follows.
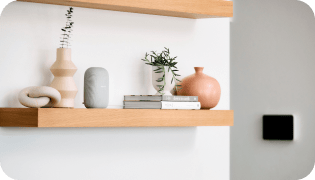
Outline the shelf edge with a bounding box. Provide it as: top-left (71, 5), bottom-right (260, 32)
top-left (17, 0), bottom-right (233, 19)
top-left (0, 108), bottom-right (39, 127)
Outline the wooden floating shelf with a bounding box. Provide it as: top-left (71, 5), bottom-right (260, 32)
top-left (0, 108), bottom-right (233, 127)
top-left (17, 0), bottom-right (233, 19)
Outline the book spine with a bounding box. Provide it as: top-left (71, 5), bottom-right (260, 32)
top-left (162, 96), bottom-right (198, 102)
top-left (161, 101), bottom-right (201, 110)
top-left (124, 96), bottom-right (162, 101)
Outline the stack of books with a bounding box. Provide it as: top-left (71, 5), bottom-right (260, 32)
top-left (123, 95), bottom-right (200, 110)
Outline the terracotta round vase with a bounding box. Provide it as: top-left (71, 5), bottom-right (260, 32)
top-left (177, 67), bottom-right (221, 109)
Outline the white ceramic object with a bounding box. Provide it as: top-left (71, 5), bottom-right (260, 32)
top-left (18, 86), bottom-right (61, 108)
top-left (50, 48), bottom-right (78, 108)
top-left (152, 66), bottom-right (174, 95)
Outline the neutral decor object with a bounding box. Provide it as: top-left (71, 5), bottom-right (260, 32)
top-left (50, 48), bottom-right (78, 108)
top-left (141, 47), bottom-right (181, 95)
top-left (83, 67), bottom-right (109, 108)
top-left (18, 86), bottom-right (61, 108)
top-left (177, 67), bottom-right (221, 109)
top-left (152, 66), bottom-right (173, 95)
top-left (124, 95), bottom-right (199, 109)
top-left (50, 7), bottom-right (77, 108)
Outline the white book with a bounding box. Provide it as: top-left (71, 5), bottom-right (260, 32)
top-left (161, 101), bottom-right (201, 110)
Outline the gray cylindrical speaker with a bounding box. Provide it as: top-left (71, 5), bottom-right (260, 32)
top-left (84, 67), bottom-right (109, 108)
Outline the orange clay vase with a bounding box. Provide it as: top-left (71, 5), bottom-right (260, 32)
top-left (177, 67), bottom-right (221, 109)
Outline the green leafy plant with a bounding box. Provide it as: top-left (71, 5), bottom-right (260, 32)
top-left (141, 47), bottom-right (181, 94)
top-left (60, 7), bottom-right (74, 48)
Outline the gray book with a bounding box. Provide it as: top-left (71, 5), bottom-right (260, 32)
top-left (124, 101), bottom-right (161, 109)
top-left (124, 95), bottom-right (198, 102)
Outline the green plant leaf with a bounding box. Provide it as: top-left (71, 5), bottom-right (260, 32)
top-left (141, 47), bottom-right (181, 87)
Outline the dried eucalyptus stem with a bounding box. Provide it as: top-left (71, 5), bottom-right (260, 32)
top-left (60, 7), bottom-right (74, 48)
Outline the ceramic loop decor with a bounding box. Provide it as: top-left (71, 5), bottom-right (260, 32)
top-left (177, 67), bottom-right (221, 109)
top-left (18, 86), bottom-right (61, 108)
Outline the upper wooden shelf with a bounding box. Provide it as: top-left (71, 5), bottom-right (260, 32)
top-left (17, 0), bottom-right (233, 19)
top-left (0, 108), bottom-right (233, 127)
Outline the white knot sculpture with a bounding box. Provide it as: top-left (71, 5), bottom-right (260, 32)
top-left (18, 86), bottom-right (61, 108)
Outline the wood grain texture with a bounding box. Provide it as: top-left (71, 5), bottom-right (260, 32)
top-left (0, 108), bottom-right (233, 127)
top-left (0, 108), bottom-right (38, 127)
top-left (17, 0), bottom-right (233, 18)
top-left (39, 109), bottom-right (233, 127)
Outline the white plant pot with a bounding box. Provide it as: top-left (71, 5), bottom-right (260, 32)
top-left (152, 66), bottom-right (174, 95)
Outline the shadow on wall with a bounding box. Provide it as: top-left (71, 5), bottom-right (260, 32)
top-left (231, 0), bottom-right (315, 180)
top-left (0, 127), bottom-right (197, 154)
top-left (38, 49), bottom-right (54, 86)
top-left (3, 90), bottom-right (20, 107)
top-left (0, 127), bottom-right (197, 179)
top-left (2, 49), bottom-right (53, 107)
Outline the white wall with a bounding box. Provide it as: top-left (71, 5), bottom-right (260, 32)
top-left (231, 0), bottom-right (315, 180)
top-left (0, 2), bottom-right (230, 180)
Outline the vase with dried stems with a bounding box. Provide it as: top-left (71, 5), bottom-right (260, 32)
top-left (50, 7), bottom-right (77, 108)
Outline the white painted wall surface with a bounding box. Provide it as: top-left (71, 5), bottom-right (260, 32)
top-left (231, 0), bottom-right (315, 180)
top-left (0, 2), bottom-right (230, 180)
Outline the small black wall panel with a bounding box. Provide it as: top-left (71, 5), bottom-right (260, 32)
top-left (263, 115), bottom-right (294, 140)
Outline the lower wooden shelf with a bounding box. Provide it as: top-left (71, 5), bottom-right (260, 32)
top-left (0, 108), bottom-right (233, 127)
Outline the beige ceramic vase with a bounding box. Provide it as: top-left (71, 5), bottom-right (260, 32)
top-left (50, 48), bottom-right (78, 108)
top-left (177, 67), bottom-right (221, 109)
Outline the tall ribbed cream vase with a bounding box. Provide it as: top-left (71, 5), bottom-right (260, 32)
top-left (50, 48), bottom-right (78, 108)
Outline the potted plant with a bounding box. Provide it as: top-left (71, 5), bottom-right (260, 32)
top-left (50, 7), bottom-right (78, 108)
top-left (141, 47), bottom-right (181, 95)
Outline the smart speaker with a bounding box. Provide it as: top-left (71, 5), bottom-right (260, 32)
top-left (84, 67), bottom-right (109, 108)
